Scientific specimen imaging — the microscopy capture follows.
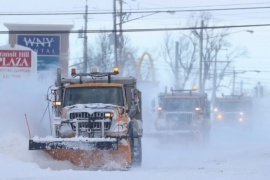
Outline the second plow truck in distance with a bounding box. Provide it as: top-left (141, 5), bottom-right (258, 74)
top-left (152, 86), bottom-right (211, 141)
top-left (29, 67), bottom-right (143, 170)
top-left (213, 94), bottom-right (253, 129)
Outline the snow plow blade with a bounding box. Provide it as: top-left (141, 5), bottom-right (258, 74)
top-left (145, 130), bottom-right (195, 138)
top-left (144, 130), bottom-right (202, 142)
top-left (29, 138), bottom-right (118, 151)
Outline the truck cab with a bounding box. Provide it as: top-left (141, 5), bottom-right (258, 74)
top-left (153, 87), bottom-right (211, 140)
top-left (214, 95), bottom-right (253, 128)
top-left (29, 67), bottom-right (143, 169)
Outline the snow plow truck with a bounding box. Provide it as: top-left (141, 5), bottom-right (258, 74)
top-left (29, 67), bottom-right (143, 169)
top-left (152, 87), bottom-right (211, 141)
top-left (213, 94), bottom-right (253, 129)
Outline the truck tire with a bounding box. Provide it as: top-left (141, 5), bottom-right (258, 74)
top-left (128, 122), bottom-right (135, 163)
top-left (128, 122), bottom-right (142, 167)
top-left (132, 137), bottom-right (142, 167)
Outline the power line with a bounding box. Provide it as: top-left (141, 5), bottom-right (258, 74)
top-left (2, 23), bottom-right (270, 34)
top-left (133, 1), bottom-right (270, 10)
top-left (1, 6), bottom-right (270, 16)
top-left (2, 1), bottom-right (268, 15)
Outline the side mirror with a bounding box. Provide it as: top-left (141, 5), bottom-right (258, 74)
top-left (131, 89), bottom-right (135, 100)
top-left (151, 99), bottom-right (155, 107)
top-left (151, 99), bottom-right (155, 112)
top-left (44, 94), bottom-right (48, 101)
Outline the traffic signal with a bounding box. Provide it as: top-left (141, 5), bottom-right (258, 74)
top-left (260, 86), bottom-right (264, 98)
top-left (254, 83), bottom-right (264, 98)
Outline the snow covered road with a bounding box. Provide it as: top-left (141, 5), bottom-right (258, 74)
top-left (1, 122), bottom-right (270, 180)
top-left (1, 80), bottom-right (270, 179)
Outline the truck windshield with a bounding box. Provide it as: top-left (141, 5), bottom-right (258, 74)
top-left (218, 101), bottom-right (251, 112)
top-left (63, 87), bottom-right (124, 107)
top-left (162, 98), bottom-right (199, 111)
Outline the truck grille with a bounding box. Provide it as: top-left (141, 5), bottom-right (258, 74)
top-left (222, 112), bottom-right (240, 122)
top-left (69, 112), bottom-right (112, 130)
top-left (165, 113), bottom-right (193, 130)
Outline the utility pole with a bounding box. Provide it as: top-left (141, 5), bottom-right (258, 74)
top-left (212, 48), bottom-right (218, 107)
top-left (199, 20), bottom-right (204, 92)
top-left (175, 41), bottom-right (179, 89)
top-left (212, 47), bottom-right (227, 106)
top-left (119, 0), bottom-right (123, 69)
top-left (256, 82), bottom-right (264, 98)
top-left (113, 0), bottom-right (124, 68)
top-left (232, 69), bottom-right (236, 95)
top-left (83, 2), bottom-right (88, 73)
top-left (231, 70), bottom-right (259, 95)
top-left (240, 80), bottom-right (243, 94)
top-left (113, 0), bottom-right (118, 67)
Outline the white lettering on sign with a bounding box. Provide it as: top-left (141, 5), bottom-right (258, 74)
top-left (0, 57), bottom-right (30, 67)
top-left (22, 37), bottom-right (55, 47)
top-left (32, 48), bottom-right (56, 54)
top-left (18, 51), bottom-right (30, 57)
top-left (0, 51), bottom-right (17, 57)
top-left (0, 50), bottom-right (32, 67)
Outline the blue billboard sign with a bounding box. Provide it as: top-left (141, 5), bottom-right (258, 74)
top-left (17, 35), bottom-right (60, 56)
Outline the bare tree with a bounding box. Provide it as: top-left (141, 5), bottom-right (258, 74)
top-left (160, 12), bottom-right (246, 93)
top-left (178, 33), bottom-right (198, 88)
top-left (87, 32), bottom-right (138, 77)
top-left (190, 13), bottom-right (247, 93)
top-left (120, 35), bottom-right (138, 77)
top-left (161, 29), bottom-right (199, 89)
top-left (92, 32), bottom-right (114, 72)
top-left (216, 47), bottom-right (247, 90)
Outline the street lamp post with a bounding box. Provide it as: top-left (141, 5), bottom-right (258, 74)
top-left (212, 48), bottom-right (228, 107)
top-left (212, 48), bottom-right (218, 107)
top-left (192, 20), bottom-right (204, 92)
top-left (199, 20), bottom-right (204, 92)
top-left (112, 3), bottom-right (175, 72)
top-left (219, 70), bottom-right (260, 95)
top-left (211, 29), bottom-right (254, 104)
top-left (175, 41), bottom-right (179, 89)
top-left (232, 70), bottom-right (260, 95)
top-left (232, 70), bottom-right (236, 94)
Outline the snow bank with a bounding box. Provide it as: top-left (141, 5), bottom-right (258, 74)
top-left (0, 74), bottom-right (64, 168)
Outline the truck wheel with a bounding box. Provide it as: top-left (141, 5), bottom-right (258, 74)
top-left (202, 119), bottom-right (211, 142)
top-left (128, 122), bottom-right (142, 167)
top-left (132, 137), bottom-right (142, 167)
top-left (128, 122), bottom-right (135, 163)
top-left (203, 128), bottom-right (210, 140)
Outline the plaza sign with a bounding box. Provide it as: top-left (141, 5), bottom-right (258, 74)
top-left (0, 45), bottom-right (37, 80)
top-left (0, 50), bottom-right (31, 67)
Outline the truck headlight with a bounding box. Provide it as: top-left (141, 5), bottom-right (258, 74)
top-left (217, 114), bottom-right (223, 120)
top-left (52, 101), bottom-right (61, 106)
top-left (105, 112), bottom-right (114, 118)
top-left (239, 117), bottom-right (244, 122)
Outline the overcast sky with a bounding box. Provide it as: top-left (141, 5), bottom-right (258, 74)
top-left (0, 0), bottom-right (270, 92)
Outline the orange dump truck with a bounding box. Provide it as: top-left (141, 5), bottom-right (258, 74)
top-left (29, 67), bottom-right (143, 169)
top-left (214, 95), bottom-right (253, 128)
top-left (152, 87), bottom-right (211, 140)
